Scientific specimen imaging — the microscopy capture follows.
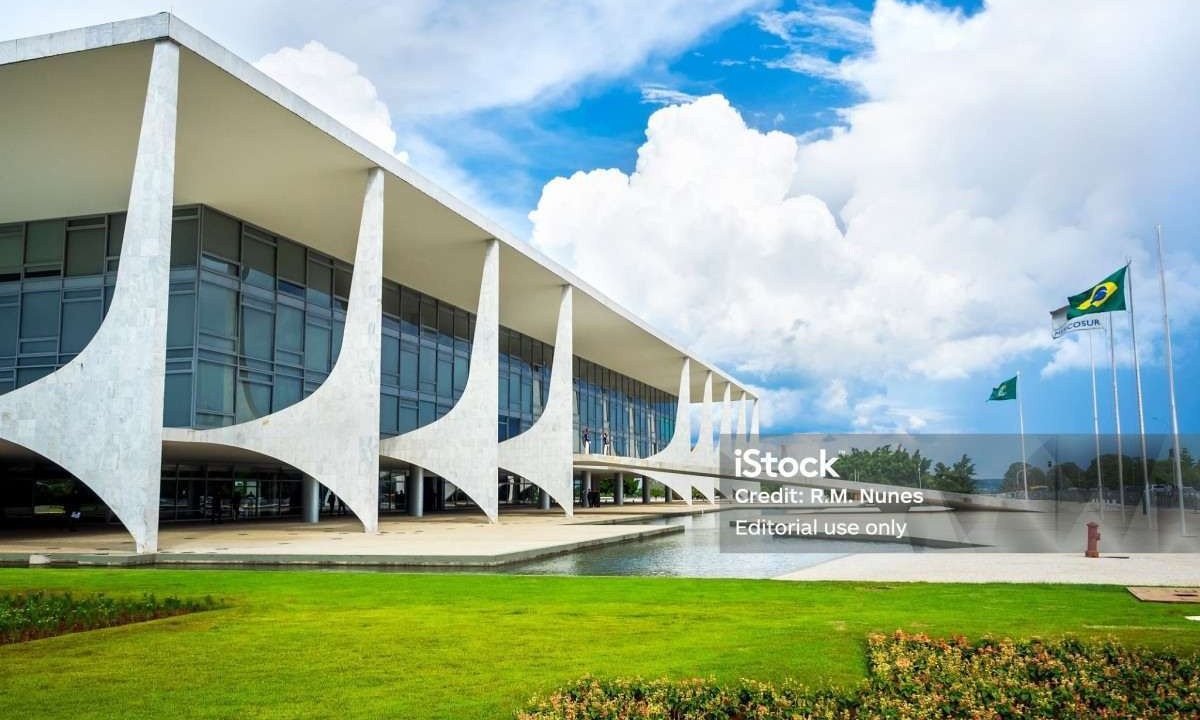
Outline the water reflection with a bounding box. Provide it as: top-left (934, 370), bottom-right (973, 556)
top-left (496, 512), bottom-right (892, 578)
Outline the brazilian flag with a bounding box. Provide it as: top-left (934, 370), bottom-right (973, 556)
top-left (988, 375), bottom-right (1017, 402)
top-left (1067, 266), bottom-right (1127, 318)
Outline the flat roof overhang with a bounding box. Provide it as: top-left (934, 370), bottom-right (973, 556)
top-left (0, 14), bottom-right (755, 400)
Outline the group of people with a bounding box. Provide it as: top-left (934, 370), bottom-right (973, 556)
top-left (580, 426), bottom-right (613, 455)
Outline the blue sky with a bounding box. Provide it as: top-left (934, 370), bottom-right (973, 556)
top-left (5, 1), bottom-right (1196, 438)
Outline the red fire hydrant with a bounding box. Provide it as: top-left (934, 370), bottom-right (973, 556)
top-left (1085, 521), bottom-right (1101, 558)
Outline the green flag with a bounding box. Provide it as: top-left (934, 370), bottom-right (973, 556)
top-left (988, 375), bottom-right (1017, 402)
top-left (1066, 266), bottom-right (1127, 318)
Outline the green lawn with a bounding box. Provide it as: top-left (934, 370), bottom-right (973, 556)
top-left (0, 570), bottom-right (1196, 719)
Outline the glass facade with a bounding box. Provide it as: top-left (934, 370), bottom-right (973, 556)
top-left (379, 280), bottom-right (474, 436)
top-left (163, 206), bottom-right (350, 428)
top-left (498, 327), bottom-right (552, 441)
top-left (0, 214), bottom-right (123, 394)
top-left (574, 357), bottom-right (677, 458)
top-left (0, 207), bottom-right (681, 525)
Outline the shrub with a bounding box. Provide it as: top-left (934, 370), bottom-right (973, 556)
top-left (519, 632), bottom-right (1200, 719)
top-left (0, 591), bottom-right (222, 644)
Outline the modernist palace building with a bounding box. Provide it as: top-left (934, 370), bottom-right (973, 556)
top-left (0, 14), bottom-right (759, 553)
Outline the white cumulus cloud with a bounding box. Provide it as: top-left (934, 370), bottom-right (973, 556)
top-left (530, 0), bottom-right (1200, 431)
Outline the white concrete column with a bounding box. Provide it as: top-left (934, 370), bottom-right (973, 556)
top-left (641, 477), bottom-right (651, 503)
top-left (0, 40), bottom-right (179, 553)
top-left (614, 473), bottom-right (625, 506)
top-left (381, 239), bottom-right (500, 521)
top-left (163, 166), bottom-right (386, 533)
top-left (736, 390), bottom-right (748, 441)
top-left (302, 476), bottom-right (320, 524)
top-left (694, 371), bottom-right (714, 455)
top-left (407, 466), bottom-right (424, 518)
top-left (750, 397), bottom-right (760, 440)
top-left (539, 488), bottom-right (551, 510)
top-left (498, 285), bottom-right (574, 515)
top-left (641, 358), bottom-right (695, 504)
top-left (581, 471), bottom-right (592, 506)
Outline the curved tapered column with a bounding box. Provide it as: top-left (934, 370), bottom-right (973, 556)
top-left (642, 358), bottom-right (695, 503)
top-left (498, 285), bottom-right (574, 515)
top-left (688, 371), bottom-right (717, 503)
top-left (640, 470), bottom-right (694, 506)
top-left (0, 40), bottom-right (178, 553)
top-left (380, 239), bottom-right (500, 521)
top-left (163, 167), bottom-right (385, 532)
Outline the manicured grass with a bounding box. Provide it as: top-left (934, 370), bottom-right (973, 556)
top-left (0, 570), bottom-right (1196, 719)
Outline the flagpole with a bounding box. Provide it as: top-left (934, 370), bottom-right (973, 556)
top-left (1126, 259), bottom-right (1153, 523)
top-left (1155, 225), bottom-right (1187, 536)
top-left (1017, 370), bottom-right (1028, 500)
top-left (1089, 331), bottom-right (1103, 519)
top-left (1107, 321), bottom-right (1125, 522)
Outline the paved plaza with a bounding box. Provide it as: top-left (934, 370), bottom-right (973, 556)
top-left (0, 505), bottom-right (709, 567)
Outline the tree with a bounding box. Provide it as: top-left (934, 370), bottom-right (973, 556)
top-left (834, 445), bottom-right (933, 487)
top-left (930, 454), bottom-right (977, 494)
top-left (1001, 462), bottom-right (1046, 494)
top-left (1085, 454), bottom-right (1137, 490)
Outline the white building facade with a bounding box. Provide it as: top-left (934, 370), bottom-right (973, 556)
top-left (0, 15), bottom-right (759, 552)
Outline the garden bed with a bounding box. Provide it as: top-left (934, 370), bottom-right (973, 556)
top-left (520, 631), bottom-right (1200, 719)
top-left (0, 591), bottom-right (221, 644)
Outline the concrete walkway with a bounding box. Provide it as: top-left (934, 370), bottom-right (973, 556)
top-left (0, 505), bottom-right (712, 568)
top-left (776, 552), bottom-right (1200, 585)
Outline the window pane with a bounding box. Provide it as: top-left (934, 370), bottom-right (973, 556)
top-left (383, 284), bottom-right (400, 317)
top-left (382, 335), bottom-right (400, 374)
top-left (242, 306), bottom-right (273, 360)
top-left (66, 227), bottom-right (106, 277)
top-left (418, 345), bottom-right (435, 386)
top-left (400, 288), bottom-right (419, 334)
top-left (399, 401), bottom-right (418, 433)
top-left (237, 381), bottom-right (271, 423)
top-left (0, 227), bottom-right (22, 274)
top-left (163, 373), bottom-right (192, 427)
top-left (198, 281), bottom-right (237, 338)
top-left (332, 318), bottom-right (344, 364)
top-left (0, 305), bottom-right (16, 355)
top-left (306, 259), bottom-right (331, 307)
top-left (380, 394), bottom-right (398, 435)
top-left (108, 213), bottom-right (126, 258)
top-left (25, 220), bottom-right (65, 264)
top-left (273, 375), bottom-right (302, 412)
top-left (418, 400), bottom-right (434, 427)
top-left (400, 347), bottom-right (418, 390)
top-left (276, 304), bottom-right (303, 354)
top-left (20, 291), bottom-right (58, 339)
top-left (277, 239), bottom-right (305, 286)
top-left (201, 210), bottom-right (239, 261)
top-left (169, 218), bottom-right (198, 267)
top-left (304, 322), bottom-right (330, 372)
top-left (196, 361), bottom-right (234, 413)
top-left (167, 293), bottom-right (195, 348)
top-left (420, 297), bottom-right (436, 331)
top-left (437, 357), bottom-right (451, 398)
top-left (454, 355), bottom-right (469, 392)
top-left (60, 300), bottom-right (101, 354)
top-left (242, 235), bottom-right (275, 290)
top-left (334, 267), bottom-right (352, 299)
